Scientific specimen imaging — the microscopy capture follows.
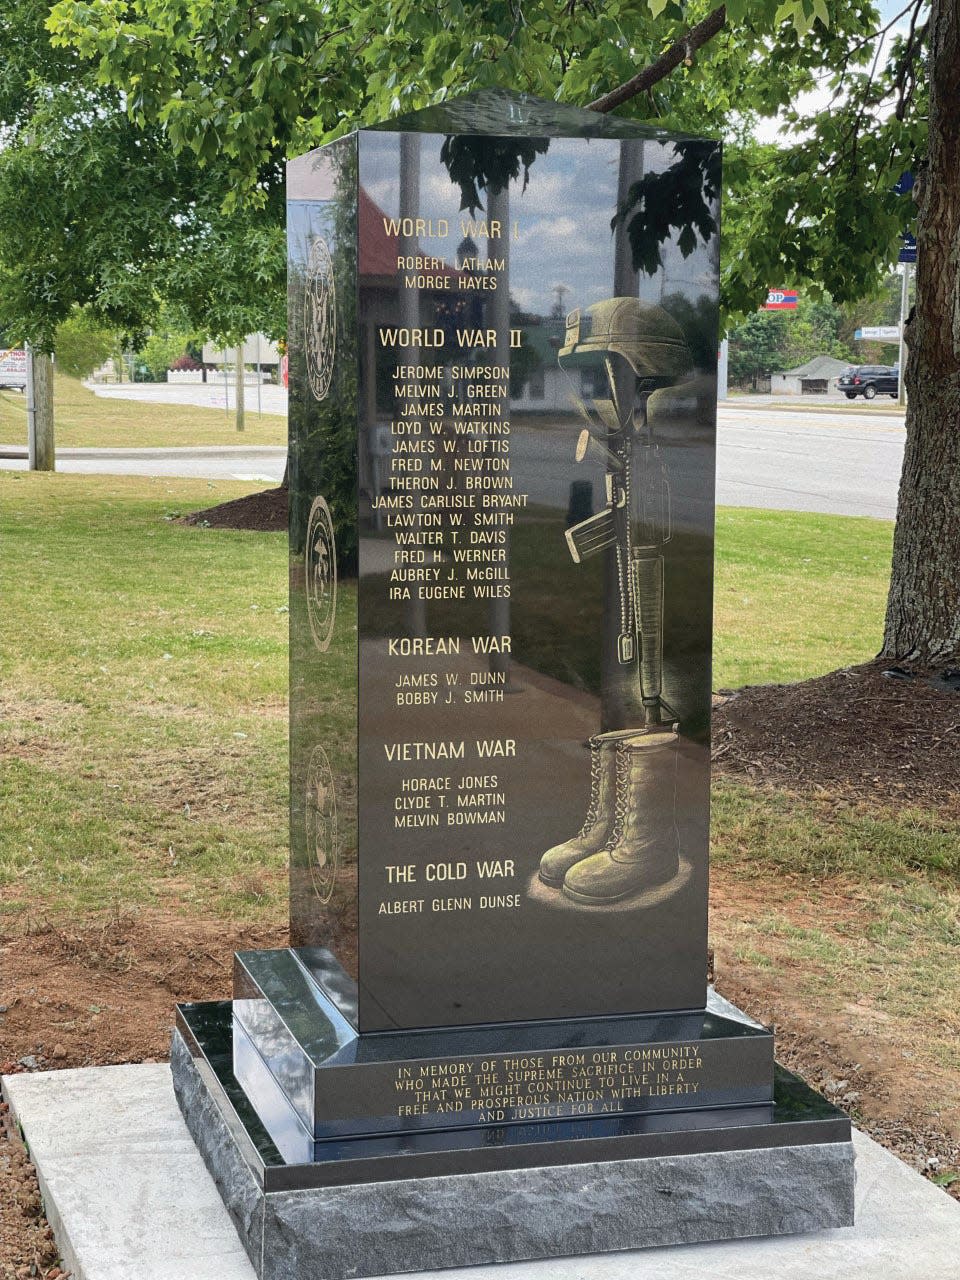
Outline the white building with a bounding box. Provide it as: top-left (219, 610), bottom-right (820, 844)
top-left (771, 355), bottom-right (851, 395)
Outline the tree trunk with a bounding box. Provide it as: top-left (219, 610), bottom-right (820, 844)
top-left (881, 0), bottom-right (960, 666)
top-left (235, 342), bottom-right (245, 432)
top-left (30, 352), bottom-right (55, 471)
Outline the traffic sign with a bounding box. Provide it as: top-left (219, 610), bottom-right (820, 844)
top-left (854, 326), bottom-right (900, 341)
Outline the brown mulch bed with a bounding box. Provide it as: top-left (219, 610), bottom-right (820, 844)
top-left (180, 485), bottom-right (287, 532)
top-left (714, 659), bottom-right (960, 815)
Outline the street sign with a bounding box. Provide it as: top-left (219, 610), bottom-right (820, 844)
top-left (765, 289), bottom-right (798, 310)
top-left (0, 347), bottom-right (27, 390)
top-left (854, 326), bottom-right (900, 341)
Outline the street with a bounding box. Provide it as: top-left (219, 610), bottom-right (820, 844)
top-left (716, 404), bottom-right (904, 519)
top-left (0, 444), bottom-right (284, 485)
top-left (0, 402), bottom-right (906, 520)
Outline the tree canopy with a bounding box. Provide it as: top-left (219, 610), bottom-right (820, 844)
top-left (0, 0), bottom-right (285, 352)
top-left (46, 0), bottom-right (927, 320)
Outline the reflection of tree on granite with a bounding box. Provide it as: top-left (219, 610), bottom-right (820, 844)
top-left (659, 291), bottom-right (719, 374)
top-left (288, 140), bottom-right (359, 573)
top-left (439, 135), bottom-right (549, 216)
top-left (611, 140), bottom-right (720, 280)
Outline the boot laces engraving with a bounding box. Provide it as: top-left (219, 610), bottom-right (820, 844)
top-left (577, 735), bottom-right (605, 838)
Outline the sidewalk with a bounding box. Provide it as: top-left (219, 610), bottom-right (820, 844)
top-left (5, 1062), bottom-right (960, 1280)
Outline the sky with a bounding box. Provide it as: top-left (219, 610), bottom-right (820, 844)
top-left (753, 1), bottom-right (915, 145)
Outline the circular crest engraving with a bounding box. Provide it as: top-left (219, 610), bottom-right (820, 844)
top-left (306, 495), bottom-right (337, 652)
top-left (305, 236), bottom-right (336, 401)
top-left (305, 745), bottom-right (339, 904)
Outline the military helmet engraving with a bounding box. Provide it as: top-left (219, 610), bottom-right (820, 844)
top-left (559, 298), bottom-right (692, 385)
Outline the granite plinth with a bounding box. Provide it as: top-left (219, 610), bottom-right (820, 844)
top-left (171, 1006), bottom-right (854, 1280)
top-left (232, 947), bottom-right (775, 1141)
top-left (287, 92), bottom-right (721, 1032)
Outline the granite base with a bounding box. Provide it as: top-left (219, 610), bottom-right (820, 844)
top-left (171, 1016), bottom-right (855, 1280)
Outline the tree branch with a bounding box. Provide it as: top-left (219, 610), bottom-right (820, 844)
top-left (587, 5), bottom-right (727, 114)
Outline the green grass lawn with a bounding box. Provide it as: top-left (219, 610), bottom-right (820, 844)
top-left (0, 374), bottom-right (286, 449)
top-left (0, 470), bottom-right (898, 927)
top-left (714, 507), bottom-right (892, 687)
top-left (0, 473), bottom-right (292, 921)
top-left (5, 471), bottom-right (958, 1132)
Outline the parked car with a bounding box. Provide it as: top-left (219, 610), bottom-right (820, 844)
top-left (836, 365), bottom-right (899, 400)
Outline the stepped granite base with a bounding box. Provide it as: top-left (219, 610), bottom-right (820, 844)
top-left (172, 1007), bottom-right (855, 1280)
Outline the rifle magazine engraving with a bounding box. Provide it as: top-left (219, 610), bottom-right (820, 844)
top-left (565, 507), bottom-right (616, 562)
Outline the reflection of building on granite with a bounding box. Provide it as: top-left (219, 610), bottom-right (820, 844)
top-left (359, 188), bottom-right (486, 510)
top-left (509, 319), bottom-right (573, 412)
top-left (358, 188), bottom-right (602, 512)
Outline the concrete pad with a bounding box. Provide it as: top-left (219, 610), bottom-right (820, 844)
top-left (5, 1063), bottom-right (960, 1280)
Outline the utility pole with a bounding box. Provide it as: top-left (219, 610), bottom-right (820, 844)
top-left (256, 332), bottom-right (262, 417)
top-left (25, 343), bottom-right (55, 471)
top-left (897, 261), bottom-right (910, 408)
top-left (234, 337), bottom-right (245, 432)
top-left (717, 336), bottom-right (729, 400)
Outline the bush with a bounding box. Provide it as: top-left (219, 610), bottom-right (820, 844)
top-left (170, 353), bottom-right (202, 371)
top-left (138, 330), bottom-right (193, 381)
top-left (55, 309), bottom-right (118, 379)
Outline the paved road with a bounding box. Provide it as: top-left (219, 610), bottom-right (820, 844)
top-left (83, 379), bottom-right (288, 416)
top-left (717, 404), bottom-right (904, 520)
top-left (0, 445), bottom-right (285, 485)
top-left (0, 403), bottom-right (905, 519)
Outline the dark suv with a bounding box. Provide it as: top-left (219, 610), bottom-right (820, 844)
top-left (836, 365), bottom-right (899, 400)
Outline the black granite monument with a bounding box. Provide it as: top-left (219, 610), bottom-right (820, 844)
top-left (173, 90), bottom-right (854, 1280)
